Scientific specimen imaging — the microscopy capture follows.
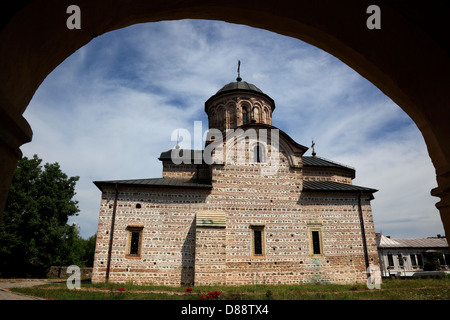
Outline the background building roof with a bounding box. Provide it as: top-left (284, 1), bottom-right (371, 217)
top-left (377, 235), bottom-right (449, 248)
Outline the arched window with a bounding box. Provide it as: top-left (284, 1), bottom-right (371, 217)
top-left (254, 144), bottom-right (265, 163)
top-left (242, 106), bottom-right (248, 125)
top-left (253, 107), bottom-right (260, 123)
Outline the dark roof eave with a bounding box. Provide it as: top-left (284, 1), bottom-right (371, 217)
top-left (302, 188), bottom-right (378, 194)
top-left (302, 180), bottom-right (378, 194)
top-left (93, 179), bottom-right (212, 191)
top-left (158, 149), bottom-right (205, 162)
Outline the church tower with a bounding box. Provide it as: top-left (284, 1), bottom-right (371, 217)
top-left (205, 62), bottom-right (275, 132)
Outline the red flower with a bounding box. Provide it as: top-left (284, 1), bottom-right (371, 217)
top-left (118, 287), bottom-right (125, 292)
top-left (185, 287), bottom-right (193, 292)
top-left (200, 290), bottom-right (222, 300)
top-left (206, 291), bottom-right (221, 299)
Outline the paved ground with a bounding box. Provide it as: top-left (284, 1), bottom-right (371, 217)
top-left (0, 279), bottom-right (63, 300)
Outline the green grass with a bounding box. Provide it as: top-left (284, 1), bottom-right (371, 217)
top-left (10, 276), bottom-right (450, 300)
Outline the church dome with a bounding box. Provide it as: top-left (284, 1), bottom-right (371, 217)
top-left (204, 63), bottom-right (276, 132)
top-left (206, 76), bottom-right (274, 107)
top-left (216, 79), bottom-right (263, 94)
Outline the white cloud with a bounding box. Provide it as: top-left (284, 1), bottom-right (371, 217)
top-left (21, 19), bottom-right (444, 239)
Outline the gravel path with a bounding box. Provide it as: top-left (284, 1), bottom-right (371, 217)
top-left (0, 279), bottom-right (64, 300)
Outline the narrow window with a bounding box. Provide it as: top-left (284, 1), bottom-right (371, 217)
top-left (129, 231), bottom-right (140, 255)
top-left (126, 226), bottom-right (143, 258)
top-left (254, 144), bottom-right (265, 163)
top-left (311, 231), bottom-right (321, 255)
top-left (254, 229), bottom-right (262, 255)
top-left (308, 225), bottom-right (323, 257)
top-left (251, 226), bottom-right (265, 257)
top-left (242, 106), bottom-right (248, 125)
top-left (410, 254), bottom-right (417, 266)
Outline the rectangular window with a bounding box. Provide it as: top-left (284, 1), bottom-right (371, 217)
top-left (129, 231), bottom-right (140, 255)
top-left (251, 226), bottom-right (265, 257)
top-left (126, 226), bottom-right (143, 258)
top-left (255, 145), bottom-right (262, 163)
top-left (387, 254), bottom-right (394, 267)
top-left (308, 225), bottom-right (323, 257)
top-left (410, 254), bottom-right (417, 266)
top-left (254, 144), bottom-right (265, 163)
top-left (417, 253), bottom-right (423, 266)
top-left (312, 231), bottom-right (321, 255)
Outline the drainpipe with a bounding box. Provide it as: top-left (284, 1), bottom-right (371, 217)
top-left (105, 183), bottom-right (118, 282)
top-left (358, 191), bottom-right (370, 271)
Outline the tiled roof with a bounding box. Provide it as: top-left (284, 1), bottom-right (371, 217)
top-left (377, 235), bottom-right (449, 248)
top-left (93, 177), bottom-right (212, 190)
top-left (302, 180), bottom-right (377, 193)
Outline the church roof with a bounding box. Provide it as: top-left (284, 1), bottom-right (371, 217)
top-left (302, 180), bottom-right (377, 194)
top-left (158, 149), bottom-right (204, 162)
top-left (216, 80), bottom-right (263, 94)
top-left (302, 156), bottom-right (354, 169)
top-left (93, 177), bottom-right (212, 190)
top-left (205, 78), bottom-right (275, 109)
top-left (302, 156), bottom-right (356, 179)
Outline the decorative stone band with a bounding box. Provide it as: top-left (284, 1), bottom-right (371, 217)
top-left (196, 211), bottom-right (226, 228)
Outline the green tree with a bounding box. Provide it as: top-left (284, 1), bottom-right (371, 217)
top-left (0, 155), bottom-right (80, 277)
top-left (59, 227), bottom-right (96, 268)
top-left (83, 233), bottom-right (97, 267)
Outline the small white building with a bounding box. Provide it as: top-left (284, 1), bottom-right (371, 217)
top-left (376, 234), bottom-right (450, 277)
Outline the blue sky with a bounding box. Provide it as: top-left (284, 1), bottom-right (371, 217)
top-left (21, 19), bottom-right (444, 239)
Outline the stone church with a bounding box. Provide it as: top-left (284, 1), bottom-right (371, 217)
top-left (91, 71), bottom-right (380, 286)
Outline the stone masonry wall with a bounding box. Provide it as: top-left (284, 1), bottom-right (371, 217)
top-left (92, 186), bottom-right (207, 285)
top-left (92, 133), bottom-right (379, 285)
top-left (194, 227), bottom-right (227, 285)
top-left (298, 192), bottom-right (379, 283)
top-left (303, 167), bottom-right (353, 184)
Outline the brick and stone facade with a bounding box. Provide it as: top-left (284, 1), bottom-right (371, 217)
top-left (91, 76), bottom-right (379, 285)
